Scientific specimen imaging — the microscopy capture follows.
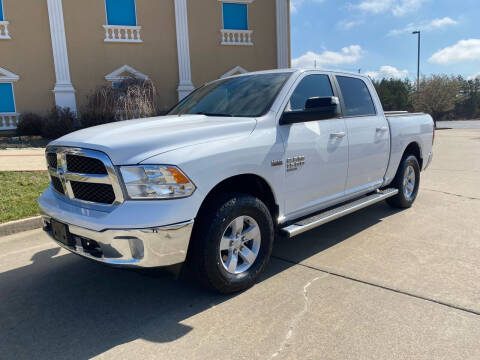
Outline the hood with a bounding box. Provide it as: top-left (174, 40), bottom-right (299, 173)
top-left (50, 115), bottom-right (257, 164)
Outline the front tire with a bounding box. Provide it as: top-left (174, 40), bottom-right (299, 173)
top-left (387, 155), bottom-right (420, 208)
top-left (189, 193), bottom-right (274, 293)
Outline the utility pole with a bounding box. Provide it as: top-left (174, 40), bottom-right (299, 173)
top-left (412, 31), bottom-right (421, 91)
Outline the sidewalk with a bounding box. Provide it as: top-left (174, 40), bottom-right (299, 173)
top-left (0, 148), bottom-right (46, 171)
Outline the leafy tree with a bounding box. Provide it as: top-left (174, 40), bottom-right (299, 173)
top-left (454, 76), bottom-right (480, 120)
top-left (372, 75), bottom-right (480, 122)
top-left (373, 78), bottom-right (414, 111)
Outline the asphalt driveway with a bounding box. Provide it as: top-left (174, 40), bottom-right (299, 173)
top-left (0, 128), bottom-right (479, 360)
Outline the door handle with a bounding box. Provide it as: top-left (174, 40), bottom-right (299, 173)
top-left (376, 126), bottom-right (388, 132)
top-left (330, 132), bottom-right (346, 138)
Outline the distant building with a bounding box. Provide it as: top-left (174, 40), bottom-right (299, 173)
top-left (0, 0), bottom-right (291, 130)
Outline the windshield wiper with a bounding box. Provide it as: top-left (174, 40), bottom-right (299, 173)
top-left (193, 112), bottom-right (233, 117)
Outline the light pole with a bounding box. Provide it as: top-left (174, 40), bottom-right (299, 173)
top-left (412, 30), bottom-right (421, 91)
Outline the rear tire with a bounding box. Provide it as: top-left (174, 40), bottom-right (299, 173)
top-left (386, 155), bottom-right (420, 208)
top-left (189, 193), bottom-right (274, 293)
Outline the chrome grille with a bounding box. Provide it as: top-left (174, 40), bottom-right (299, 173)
top-left (66, 154), bottom-right (107, 174)
top-left (46, 147), bottom-right (123, 206)
top-left (51, 176), bottom-right (64, 194)
top-left (46, 153), bottom-right (57, 169)
top-left (70, 181), bottom-right (116, 204)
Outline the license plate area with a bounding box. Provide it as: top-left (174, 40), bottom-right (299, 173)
top-left (51, 219), bottom-right (75, 247)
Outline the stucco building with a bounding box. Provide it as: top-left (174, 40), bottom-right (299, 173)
top-left (0, 0), bottom-right (290, 130)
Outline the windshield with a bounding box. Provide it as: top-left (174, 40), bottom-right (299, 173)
top-left (168, 73), bottom-right (291, 117)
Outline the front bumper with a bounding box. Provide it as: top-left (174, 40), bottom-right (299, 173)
top-left (42, 216), bottom-right (194, 267)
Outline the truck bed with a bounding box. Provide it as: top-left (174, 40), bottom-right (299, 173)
top-left (383, 111), bottom-right (434, 187)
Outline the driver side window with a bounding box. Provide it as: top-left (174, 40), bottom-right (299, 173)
top-left (287, 74), bottom-right (334, 111)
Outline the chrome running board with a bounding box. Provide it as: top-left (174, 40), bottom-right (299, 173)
top-left (280, 188), bottom-right (398, 238)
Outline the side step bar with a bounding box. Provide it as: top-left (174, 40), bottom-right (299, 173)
top-left (280, 188), bottom-right (399, 238)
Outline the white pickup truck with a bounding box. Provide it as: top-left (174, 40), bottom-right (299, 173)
top-left (39, 69), bottom-right (434, 293)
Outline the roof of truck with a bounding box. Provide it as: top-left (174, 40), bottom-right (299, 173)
top-left (222, 68), bottom-right (371, 81)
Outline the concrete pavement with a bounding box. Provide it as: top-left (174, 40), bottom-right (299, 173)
top-left (0, 129), bottom-right (479, 359)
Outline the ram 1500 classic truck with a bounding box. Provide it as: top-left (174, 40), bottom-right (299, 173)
top-left (39, 69), bottom-right (434, 293)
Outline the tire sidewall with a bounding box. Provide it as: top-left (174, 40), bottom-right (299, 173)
top-left (398, 155), bottom-right (420, 207)
top-left (202, 194), bottom-right (274, 292)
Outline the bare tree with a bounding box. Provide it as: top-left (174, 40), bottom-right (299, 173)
top-left (115, 78), bottom-right (158, 120)
top-left (413, 75), bottom-right (460, 126)
top-left (80, 78), bottom-right (159, 128)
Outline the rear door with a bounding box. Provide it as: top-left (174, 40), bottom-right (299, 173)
top-left (334, 75), bottom-right (390, 195)
top-left (279, 73), bottom-right (349, 219)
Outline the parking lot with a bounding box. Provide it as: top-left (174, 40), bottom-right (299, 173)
top-left (1, 124), bottom-right (479, 360)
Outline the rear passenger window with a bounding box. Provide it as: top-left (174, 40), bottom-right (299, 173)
top-left (336, 76), bottom-right (376, 116)
top-left (287, 74), bottom-right (333, 111)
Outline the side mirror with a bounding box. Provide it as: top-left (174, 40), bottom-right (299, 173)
top-left (280, 96), bottom-right (340, 125)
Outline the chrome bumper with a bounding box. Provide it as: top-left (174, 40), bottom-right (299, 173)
top-left (42, 216), bottom-right (194, 268)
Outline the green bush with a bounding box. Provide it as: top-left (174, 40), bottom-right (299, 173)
top-left (16, 113), bottom-right (45, 136)
top-left (42, 107), bottom-right (76, 139)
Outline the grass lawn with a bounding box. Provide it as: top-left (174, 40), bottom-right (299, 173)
top-left (0, 171), bottom-right (50, 223)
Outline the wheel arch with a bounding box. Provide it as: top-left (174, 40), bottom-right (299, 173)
top-left (402, 141), bottom-right (423, 170)
top-left (195, 173), bottom-right (279, 224)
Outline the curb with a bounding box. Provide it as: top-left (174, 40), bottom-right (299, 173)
top-left (0, 216), bottom-right (43, 237)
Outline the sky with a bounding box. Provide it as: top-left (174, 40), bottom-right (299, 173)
top-left (290, 0), bottom-right (480, 80)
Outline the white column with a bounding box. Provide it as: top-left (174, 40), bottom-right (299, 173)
top-left (276, 0), bottom-right (289, 69)
top-left (174, 0), bottom-right (195, 101)
top-left (47, 0), bottom-right (76, 112)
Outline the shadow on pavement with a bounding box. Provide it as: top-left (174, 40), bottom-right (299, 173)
top-left (273, 201), bottom-right (401, 263)
top-left (0, 201), bottom-right (399, 359)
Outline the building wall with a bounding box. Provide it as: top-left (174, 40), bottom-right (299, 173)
top-left (62, 0), bottom-right (180, 112)
top-left (188, 0), bottom-right (279, 86)
top-left (0, 0), bottom-right (290, 120)
top-left (0, 0), bottom-right (56, 115)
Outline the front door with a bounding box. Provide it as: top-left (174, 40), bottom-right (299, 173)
top-left (335, 75), bottom-right (390, 195)
top-left (279, 73), bottom-right (349, 219)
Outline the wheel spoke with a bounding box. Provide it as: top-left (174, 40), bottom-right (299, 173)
top-left (242, 224), bottom-right (260, 241)
top-left (231, 216), bottom-right (244, 236)
top-left (226, 250), bottom-right (238, 273)
top-left (219, 236), bottom-right (231, 251)
top-left (219, 215), bottom-right (262, 274)
top-left (409, 168), bottom-right (414, 179)
top-left (239, 246), bottom-right (256, 264)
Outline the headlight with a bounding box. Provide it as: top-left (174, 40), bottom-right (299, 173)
top-left (120, 165), bottom-right (196, 199)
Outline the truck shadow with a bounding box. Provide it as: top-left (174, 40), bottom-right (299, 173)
top-left (0, 202), bottom-right (400, 359)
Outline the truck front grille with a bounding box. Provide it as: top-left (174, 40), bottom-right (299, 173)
top-left (45, 147), bottom-right (123, 206)
top-left (71, 181), bottom-right (116, 204)
top-left (51, 176), bottom-right (64, 195)
top-left (46, 153), bottom-right (58, 169)
top-left (66, 154), bottom-right (107, 175)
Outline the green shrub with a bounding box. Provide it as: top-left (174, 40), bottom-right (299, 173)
top-left (42, 107), bottom-right (76, 139)
top-left (16, 113), bottom-right (45, 136)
